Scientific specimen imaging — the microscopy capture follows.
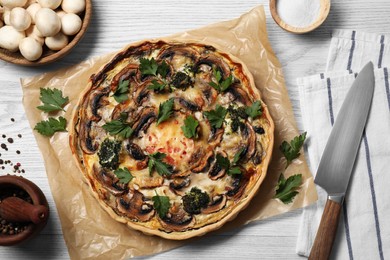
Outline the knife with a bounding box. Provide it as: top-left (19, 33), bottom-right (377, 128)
top-left (308, 62), bottom-right (375, 260)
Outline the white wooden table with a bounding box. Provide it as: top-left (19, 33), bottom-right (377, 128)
top-left (1, 1), bottom-right (389, 259)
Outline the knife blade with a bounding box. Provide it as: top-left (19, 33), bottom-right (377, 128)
top-left (308, 61), bottom-right (375, 260)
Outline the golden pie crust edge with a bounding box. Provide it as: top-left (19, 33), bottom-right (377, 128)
top-left (69, 39), bottom-right (275, 240)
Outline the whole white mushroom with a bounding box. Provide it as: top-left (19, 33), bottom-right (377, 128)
top-left (3, 9), bottom-right (11, 25)
top-left (35, 8), bottom-right (61, 37)
top-left (10, 7), bottom-right (31, 31)
top-left (45, 32), bottom-right (68, 51)
top-left (61, 13), bottom-right (82, 36)
top-left (26, 3), bottom-right (41, 24)
top-left (0, 0), bottom-right (28, 9)
top-left (56, 10), bottom-right (66, 19)
top-left (26, 25), bottom-right (44, 45)
top-left (19, 37), bottom-right (42, 61)
top-left (0, 25), bottom-right (26, 52)
top-left (37, 0), bottom-right (61, 10)
top-left (61, 0), bottom-right (85, 14)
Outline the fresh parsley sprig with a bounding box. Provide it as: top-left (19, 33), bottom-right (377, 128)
top-left (209, 67), bottom-right (233, 92)
top-left (280, 132), bottom-right (307, 168)
top-left (157, 98), bottom-right (174, 125)
top-left (274, 173), bottom-right (302, 204)
top-left (148, 152), bottom-right (173, 176)
top-left (245, 101), bottom-right (262, 119)
top-left (37, 88), bottom-right (69, 112)
top-left (152, 192), bottom-right (171, 218)
top-left (113, 79), bottom-right (130, 103)
top-left (139, 58), bottom-right (170, 78)
top-left (203, 105), bottom-right (227, 129)
top-left (34, 116), bottom-right (67, 136)
top-left (216, 149), bottom-right (243, 176)
top-left (102, 114), bottom-right (133, 139)
top-left (181, 115), bottom-right (199, 139)
top-left (114, 167), bottom-right (134, 184)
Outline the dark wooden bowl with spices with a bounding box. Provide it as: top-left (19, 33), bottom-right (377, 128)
top-left (0, 175), bottom-right (49, 246)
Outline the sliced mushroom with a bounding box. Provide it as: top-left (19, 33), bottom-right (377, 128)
top-left (116, 190), bottom-right (155, 222)
top-left (226, 84), bottom-right (252, 106)
top-left (159, 203), bottom-right (195, 232)
top-left (89, 87), bottom-right (110, 121)
top-left (133, 80), bottom-right (152, 105)
top-left (79, 120), bottom-right (98, 154)
top-left (208, 151), bottom-right (227, 180)
top-left (201, 194), bottom-right (227, 214)
top-left (176, 97), bottom-right (201, 112)
top-left (157, 44), bottom-right (200, 62)
top-left (194, 53), bottom-right (231, 79)
top-left (226, 170), bottom-right (249, 200)
top-left (241, 122), bottom-right (256, 163)
top-left (110, 63), bottom-right (139, 91)
top-left (208, 127), bottom-right (224, 146)
top-left (252, 140), bottom-right (264, 165)
top-left (190, 148), bottom-right (214, 173)
top-left (93, 165), bottom-right (127, 196)
top-left (126, 142), bottom-right (147, 161)
top-left (131, 107), bottom-right (156, 137)
top-left (169, 177), bottom-right (190, 196)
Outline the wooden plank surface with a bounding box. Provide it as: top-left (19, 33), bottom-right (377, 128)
top-left (0, 0), bottom-right (389, 259)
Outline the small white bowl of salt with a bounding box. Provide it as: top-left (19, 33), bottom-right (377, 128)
top-left (270, 0), bottom-right (330, 34)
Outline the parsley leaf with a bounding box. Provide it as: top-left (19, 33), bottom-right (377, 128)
top-left (274, 173), bottom-right (302, 204)
top-left (181, 115), bottom-right (199, 139)
top-left (157, 60), bottom-right (170, 78)
top-left (102, 120), bottom-right (133, 139)
top-left (148, 79), bottom-right (167, 92)
top-left (216, 154), bottom-right (230, 169)
top-left (37, 88), bottom-right (69, 113)
top-left (139, 58), bottom-right (159, 76)
top-left (34, 116), bottom-right (67, 136)
top-left (245, 101), bottom-right (262, 119)
top-left (280, 132), bottom-right (307, 168)
top-left (216, 153), bottom-right (242, 176)
top-left (148, 152), bottom-right (173, 176)
top-left (114, 167), bottom-right (134, 184)
top-left (157, 98), bottom-right (174, 125)
top-left (203, 105), bottom-right (227, 129)
top-left (209, 67), bottom-right (233, 92)
top-left (152, 192), bottom-right (171, 218)
top-left (232, 148), bottom-right (245, 165)
top-left (113, 79), bottom-right (130, 103)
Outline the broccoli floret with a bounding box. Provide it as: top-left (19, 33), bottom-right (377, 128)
top-left (171, 71), bottom-right (193, 89)
top-left (182, 187), bottom-right (210, 214)
top-left (98, 139), bottom-right (122, 170)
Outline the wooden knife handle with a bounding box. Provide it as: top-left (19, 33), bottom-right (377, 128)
top-left (309, 198), bottom-right (342, 260)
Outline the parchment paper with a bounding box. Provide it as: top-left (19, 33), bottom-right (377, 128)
top-left (21, 6), bottom-right (317, 259)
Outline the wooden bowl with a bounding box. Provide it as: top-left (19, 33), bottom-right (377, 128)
top-left (0, 0), bottom-right (92, 66)
top-left (270, 0), bottom-right (330, 34)
top-left (0, 175), bottom-right (49, 246)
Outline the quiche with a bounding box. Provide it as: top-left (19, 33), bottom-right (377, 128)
top-left (70, 40), bottom-right (274, 240)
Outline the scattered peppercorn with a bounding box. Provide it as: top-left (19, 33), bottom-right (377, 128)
top-left (7, 138), bottom-right (13, 144)
top-left (10, 118), bottom-right (15, 122)
top-left (1, 135), bottom-right (5, 138)
top-left (16, 150), bottom-right (21, 155)
top-left (17, 134), bottom-right (22, 138)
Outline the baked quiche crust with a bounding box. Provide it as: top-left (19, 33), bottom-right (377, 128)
top-left (70, 40), bottom-right (274, 239)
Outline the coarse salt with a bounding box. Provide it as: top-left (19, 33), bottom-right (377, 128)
top-left (276, 0), bottom-right (321, 28)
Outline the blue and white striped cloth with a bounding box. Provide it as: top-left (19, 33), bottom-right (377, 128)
top-left (296, 30), bottom-right (390, 259)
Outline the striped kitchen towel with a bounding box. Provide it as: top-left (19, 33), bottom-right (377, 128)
top-left (296, 30), bottom-right (390, 259)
